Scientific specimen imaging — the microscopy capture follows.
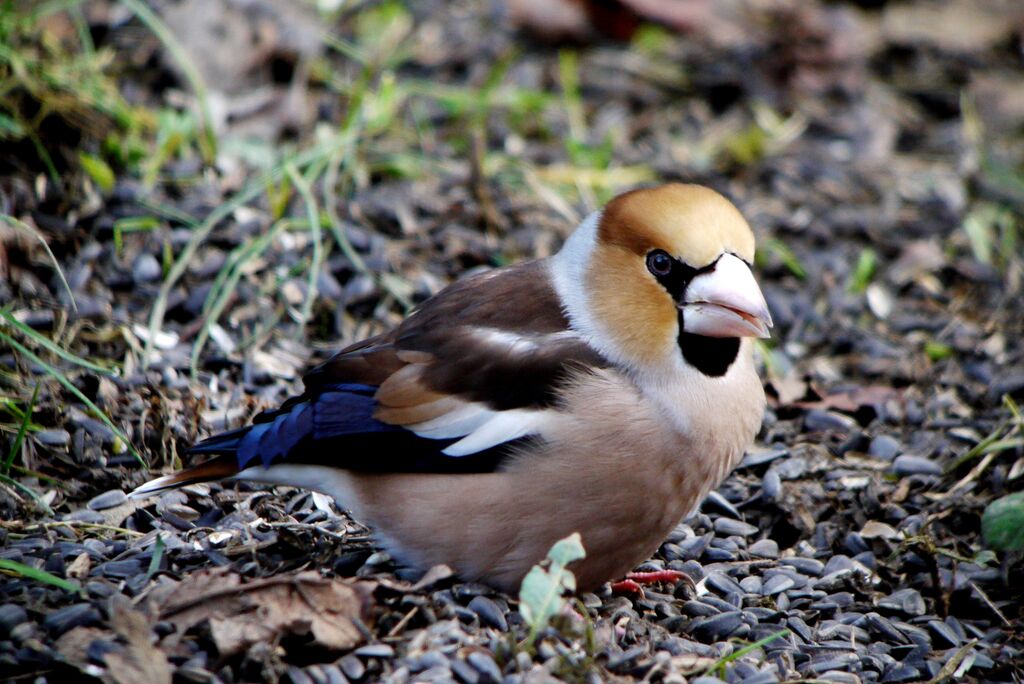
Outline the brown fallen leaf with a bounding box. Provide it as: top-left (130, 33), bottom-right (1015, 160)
top-left (103, 596), bottom-right (172, 684)
top-left (150, 568), bottom-right (373, 658)
top-left (373, 564), bottom-right (455, 593)
top-left (55, 626), bottom-right (108, 670)
top-left (794, 385), bottom-right (903, 414)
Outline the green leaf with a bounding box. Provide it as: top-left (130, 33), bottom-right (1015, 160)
top-left (925, 341), bottom-right (953, 362)
top-left (3, 383), bottom-right (38, 475)
top-left (78, 152), bottom-right (115, 193)
top-left (518, 532), bottom-right (586, 641)
top-left (758, 238), bottom-right (806, 280)
top-left (982, 492), bottom-right (1024, 551)
top-left (0, 558), bottom-right (80, 593)
top-left (146, 533), bottom-right (165, 580)
top-left (0, 330), bottom-right (143, 466)
top-left (850, 248), bottom-right (877, 294)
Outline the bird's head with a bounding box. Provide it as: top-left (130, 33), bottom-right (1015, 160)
top-left (552, 183), bottom-right (772, 377)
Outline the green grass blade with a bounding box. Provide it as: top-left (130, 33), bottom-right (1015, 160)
top-left (146, 533), bottom-right (165, 581)
top-left (0, 309), bottom-right (116, 375)
top-left (0, 558), bottom-right (80, 593)
top-left (284, 161), bottom-right (324, 337)
top-left (3, 383), bottom-right (39, 475)
top-left (143, 144), bottom-right (338, 364)
top-left (117, 0), bottom-right (218, 162)
top-left (706, 629), bottom-right (790, 677)
top-left (0, 215), bottom-right (77, 311)
top-left (0, 472), bottom-right (55, 516)
top-left (0, 331), bottom-right (143, 466)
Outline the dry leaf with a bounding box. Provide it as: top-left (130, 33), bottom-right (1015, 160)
top-left (794, 385), bottom-right (902, 414)
top-left (151, 568), bottom-right (372, 657)
top-left (103, 596), bottom-right (172, 684)
top-left (55, 626), bottom-right (108, 669)
top-left (66, 552), bottom-right (91, 580)
top-left (375, 564), bottom-right (455, 593)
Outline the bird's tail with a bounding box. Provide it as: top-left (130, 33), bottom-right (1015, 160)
top-left (128, 453), bottom-right (241, 499)
top-left (128, 383), bottom-right (390, 499)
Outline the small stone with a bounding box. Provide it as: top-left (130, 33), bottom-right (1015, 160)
top-left (705, 572), bottom-right (744, 596)
top-left (862, 612), bottom-right (909, 644)
top-left (43, 603), bottom-right (100, 636)
top-left (0, 604), bottom-right (28, 636)
top-left (775, 456), bottom-right (808, 480)
top-left (354, 643), bottom-right (395, 658)
top-left (64, 509), bottom-right (106, 524)
top-left (99, 558), bottom-right (143, 579)
top-left (285, 666), bottom-right (314, 684)
top-left (762, 469), bottom-right (782, 502)
top-left (805, 409), bottom-right (857, 432)
top-left (881, 663), bottom-right (920, 683)
top-left (467, 652), bottom-right (502, 683)
top-left (869, 435), bottom-right (901, 460)
top-left (450, 658), bottom-right (479, 684)
top-left (714, 518), bottom-right (759, 537)
top-left (682, 600), bottom-right (721, 617)
top-left (739, 446), bottom-right (789, 468)
top-left (739, 576), bottom-right (763, 594)
top-left (892, 455), bottom-right (942, 476)
top-left (338, 654), bottom-right (365, 680)
top-left (133, 253), bottom-right (162, 283)
top-left (749, 539), bottom-right (780, 559)
top-left (782, 557), bottom-right (825, 576)
top-left (926, 620), bottom-right (960, 648)
top-left (467, 596), bottom-right (507, 631)
top-left (34, 429), bottom-right (71, 447)
top-left (876, 588), bottom-right (926, 617)
top-left (689, 611), bottom-right (744, 641)
top-left (87, 489), bottom-right (127, 511)
top-left (675, 534), bottom-right (712, 560)
top-left (762, 574), bottom-right (795, 596)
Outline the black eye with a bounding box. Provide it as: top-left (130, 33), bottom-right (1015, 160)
top-left (646, 250), bottom-right (673, 277)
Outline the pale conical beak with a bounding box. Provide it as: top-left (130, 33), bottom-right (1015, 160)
top-left (680, 253), bottom-right (773, 338)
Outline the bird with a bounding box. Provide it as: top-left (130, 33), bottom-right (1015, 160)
top-left (130, 183), bottom-right (772, 593)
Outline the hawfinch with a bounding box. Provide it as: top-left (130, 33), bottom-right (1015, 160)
top-left (131, 184), bottom-right (772, 592)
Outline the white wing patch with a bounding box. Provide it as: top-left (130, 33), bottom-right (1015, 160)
top-left (441, 409), bottom-right (554, 456)
top-left (406, 401), bottom-right (497, 439)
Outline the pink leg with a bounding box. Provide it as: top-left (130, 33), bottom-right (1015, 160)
top-left (611, 569), bottom-right (694, 596)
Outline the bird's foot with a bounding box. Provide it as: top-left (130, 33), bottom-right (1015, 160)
top-left (611, 570), bottom-right (695, 597)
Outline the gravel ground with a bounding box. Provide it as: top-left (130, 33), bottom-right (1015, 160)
top-left (1, 0), bottom-right (1023, 682)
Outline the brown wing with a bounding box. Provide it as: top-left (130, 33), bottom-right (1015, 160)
top-left (302, 260), bottom-right (608, 454)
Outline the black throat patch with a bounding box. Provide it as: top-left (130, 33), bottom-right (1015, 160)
top-left (677, 330), bottom-right (740, 377)
top-left (650, 253), bottom-right (742, 377)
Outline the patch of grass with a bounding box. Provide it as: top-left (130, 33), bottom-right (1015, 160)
top-left (0, 557), bottom-right (80, 594)
top-left (962, 202), bottom-right (1021, 270)
top-left (758, 238), bottom-right (807, 280)
top-left (722, 102), bottom-right (806, 168)
top-left (958, 92), bottom-right (1024, 274)
top-left (0, 0), bottom-right (135, 178)
top-left (0, 216), bottom-right (77, 310)
top-left (948, 395), bottom-right (1023, 472)
top-left (924, 340), bottom-right (953, 362)
top-left (849, 248), bottom-right (877, 294)
top-left (0, 316), bottom-right (142, 466)
top-left (704, 629), bottom-right (791, 679)
top-left (0, 472), bottom-right (54, 515)
top-left (518, 532), bottom-right (586, 646)
top-left (2, 383), bottom-right (38, 476)
top-left (117, 0), bottom-right (217, 163)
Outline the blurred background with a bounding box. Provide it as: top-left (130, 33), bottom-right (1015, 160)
top-left (1, 0), bottom-right (1023, 681)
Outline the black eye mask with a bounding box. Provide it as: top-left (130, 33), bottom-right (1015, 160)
top-left (645, 250), bottom-right (741, 378)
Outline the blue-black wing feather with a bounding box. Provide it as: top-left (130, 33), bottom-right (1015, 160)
top-left (189, 383), bottom-right (514, 473)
